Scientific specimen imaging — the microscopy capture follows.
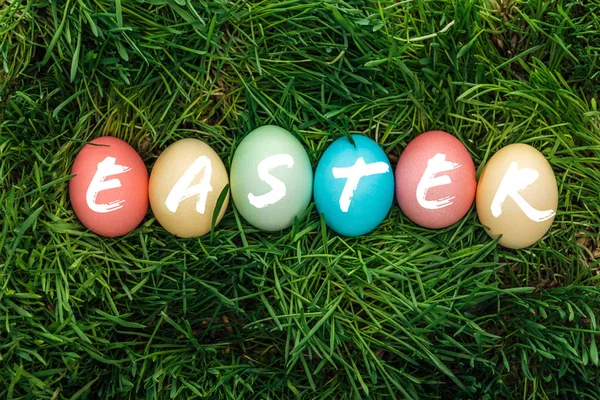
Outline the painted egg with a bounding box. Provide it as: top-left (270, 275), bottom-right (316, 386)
top-left (69, 136), bottom-right (149, 237)
top-left (476, 144), bottom-right (558, 249)
top-left (230, 125), bottom-right (313, 231)
top-left (395, 130), bottom-right (477, 229)
top-left (314, 134), bottom-right (394, 237)
top-left (149, 139), bottom-right (230, 238)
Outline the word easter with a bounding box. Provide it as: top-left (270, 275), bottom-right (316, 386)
top-left (69, 127), bottom-right (558, 249)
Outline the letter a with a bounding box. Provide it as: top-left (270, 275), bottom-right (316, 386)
top-left (86, 157), bottom-right (131, 213)
top-left (248, 154), bottom-right (294, 209)
top-left (491, 162), bottom-right (555, 222)
top-left (416, 153), bottom-right (461, 210)
top-left (332, 157), bottom-right (390, 212)
top-left (165, 156), bottom-right (213, 214)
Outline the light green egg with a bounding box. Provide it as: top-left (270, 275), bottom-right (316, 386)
top-left (230, 125), bottom-right (313, 231)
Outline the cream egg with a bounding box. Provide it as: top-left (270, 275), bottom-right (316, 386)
top-left (149, 139), bottom-right (229, 238)
top-left (476, 144), bottom-right (558, 249)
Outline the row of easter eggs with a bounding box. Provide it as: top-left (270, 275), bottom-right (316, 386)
top-left (69, 126), bottom-right (558, 249)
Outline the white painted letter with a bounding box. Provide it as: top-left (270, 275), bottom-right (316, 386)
top-left (332, 157), bottom-right (390, 212)
top-left (491, 162), bottom-right (555, 222)
top-left (165, 156), bottom-right (213, 214)
top-left (248, 154), bottom-right (294, 209)
top-left (416, 153), bottom-right (461, 210)
top-left (86, 157), bottom-right (131, 213)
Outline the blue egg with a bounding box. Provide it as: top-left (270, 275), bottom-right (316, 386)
top-left (314, 134), bottom-right (394, 236)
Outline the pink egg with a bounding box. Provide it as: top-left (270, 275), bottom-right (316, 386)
top-left (395, 131), bottom-right (476, 229)
top-left (70, 136), bottom-right (149, 237)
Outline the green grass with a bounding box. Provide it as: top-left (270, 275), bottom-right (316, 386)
top-left (1, 0), bottom-right (600, 398)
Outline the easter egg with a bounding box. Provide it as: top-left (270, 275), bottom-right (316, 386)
top-left (149, 139), bottom-right (230, 238)
top-left (476, 144), bottom-right (558, 249)
top-left (395, 130), bottom-right (477, 229)
top-left (230, 126), bottom-right (313, 231)
top-left (69, 136), bottom-right (149, 237)
top-left (314, 134), bottom-right (394, 237)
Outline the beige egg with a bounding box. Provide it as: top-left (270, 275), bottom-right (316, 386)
top-left (476, 144), bottom-right (558, 249)
top-left (149, 139), bottom-right (230, 238)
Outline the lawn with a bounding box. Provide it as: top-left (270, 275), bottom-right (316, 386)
top-left (1, 0), bottom-right (600, 398)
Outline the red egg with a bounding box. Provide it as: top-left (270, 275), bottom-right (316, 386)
top-left (395, 131), bottom-right (476, 229)
top-left (69, 136), bottom-right (149, 237)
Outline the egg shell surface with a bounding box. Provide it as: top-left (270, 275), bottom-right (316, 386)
top-left (313, 134), bottom-right (394, 237)
top-left (476, 143), bottom-right (558, 249)
top-left (149, 138), bottom-right (230, 238)
top-left (69, 136), bottom-right (149, 237)
top-left (395, 130), bottom-right (477, 229)
top-left (230, 125), bottom-right (313, 231)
